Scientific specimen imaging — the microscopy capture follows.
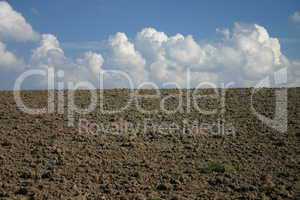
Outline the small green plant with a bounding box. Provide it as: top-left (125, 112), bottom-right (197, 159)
top-left (201, 161), bottom-right (226, 173)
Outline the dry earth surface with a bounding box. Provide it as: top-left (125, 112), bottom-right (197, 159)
top-left (0, 88), bottom-right (299, 200)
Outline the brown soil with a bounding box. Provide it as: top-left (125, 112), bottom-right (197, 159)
top-left (0, 88), bottom-right (299, 200)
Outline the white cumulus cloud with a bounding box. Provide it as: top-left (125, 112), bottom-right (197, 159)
top-left (0, 1), bottom-right (35, 77)
top-left (132, 23), bottom-right (287, 87)
top-left (31, 34), bottom-right (66, 67)
top-left (0, 41), bottom-right (23, 71)
top-left (26, 24), bottom-right (293, 88)
top-left (30, 34), bottom-right (105, 88)
top-left (0, 1), bottom-right (39, 42)
top-left (104, 32), bottom-right (146, 86)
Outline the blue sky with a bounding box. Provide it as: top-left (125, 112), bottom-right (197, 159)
top-left (9, 0), bottom-right (300, 58)
top-left (0, 0), bottom-right (299, 89)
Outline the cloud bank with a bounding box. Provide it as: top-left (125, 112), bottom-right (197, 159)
top-left (0, 2), bottom-right (298, 89)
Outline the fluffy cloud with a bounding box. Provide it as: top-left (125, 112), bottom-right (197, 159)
top-left (0, 1), bottom-right (39, 42)
top-left (30, 34), bottom-right (105, 88)
top-left (135, 27), bottom-right (168, 62)
top-left (77, 52), bottom-right (104, 76)
top-left (104, 32), bottom-right (146, 86)
top-left (0, 41), bottom-right (23, 71)
top-left (216, 23), bottom-right (286, 79)
top-left (0, 1), bottom-right (34, 79)
top-left (135, 28), bottom-right (218, 87)
top-left (31, 34), bottom-right (66, 67)
top-left (5, 24), bottom-right (292, 88)
top-left (290, 11), bottom-right (300, 23)
top-left (133, 23), bottom-right (287, 87)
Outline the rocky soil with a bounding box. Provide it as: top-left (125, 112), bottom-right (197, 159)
top-left (0, 88), bottom-right (299, 200)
